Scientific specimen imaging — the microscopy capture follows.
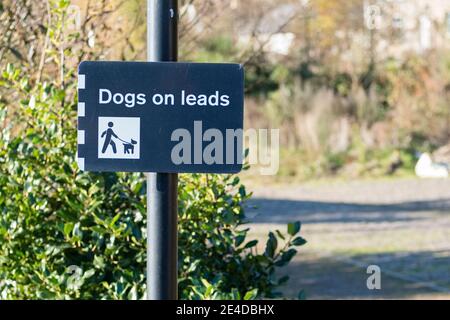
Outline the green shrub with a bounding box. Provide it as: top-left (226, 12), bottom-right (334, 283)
top-left (0, 1), bottom-right (306, 300)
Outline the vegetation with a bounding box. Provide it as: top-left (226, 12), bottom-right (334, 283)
top-left (1, 0), bottom-right (449, 300)
top-left (0, 0), bottom-right (307, 299)
top-left (179, 0), bottom-right (450, 181)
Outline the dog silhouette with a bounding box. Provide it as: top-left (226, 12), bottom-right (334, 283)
top-left (123, 139), bottom-right (137, 154)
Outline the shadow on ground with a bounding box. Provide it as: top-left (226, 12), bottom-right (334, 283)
top-left (281, 249), bottom-right (450, 300)
top-left (246, 198), bottom-right (450, 224)
top-left (246, 180), bottom-right (450, 299)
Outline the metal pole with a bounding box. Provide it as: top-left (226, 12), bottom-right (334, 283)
top-left (146, 0), bottom-right (178, 300)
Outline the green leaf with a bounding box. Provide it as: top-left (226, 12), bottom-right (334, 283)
top-left (109, 212), bottom-right (121, 228)
top-left (275, 249), bottom-right (297, 267)
top-left (235, 234), bottom-right (246, 246)
top-left (83, 269), bottom-right (95, 279)
top-left (244, 240), bottom-right (258, 249)
top-left (204, 284), bottom-right (213, 298)
top-left (287, 221), bottom-right (301, 236)
top-left (243, 288), bottom-right (258, 300)
top-left (275, 229), bottom-right (285, 240)
top-left (292, 236), bottom-right (307, 246)
top-left (201, 278), bottom-right (211, 288)
top-left (63, 222), bottom-right (74, 237)
top-left (265, 232), bottom-right (277, 258)
top-left (93, 255), bottom-right (105, 269)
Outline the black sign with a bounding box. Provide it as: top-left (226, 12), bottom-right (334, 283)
top-left (77, 61), bottom-right (244, 173)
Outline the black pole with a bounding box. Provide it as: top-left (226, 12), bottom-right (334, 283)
top-left (146, 0), bottom-right (178, 300)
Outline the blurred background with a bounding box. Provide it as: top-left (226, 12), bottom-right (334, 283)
top-left (62, 0), bottom-right (450, 182)
top-left (1, 0), bottom-right (449, 299)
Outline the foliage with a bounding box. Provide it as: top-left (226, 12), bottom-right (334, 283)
top-left (178, 174), bottom-right (306, 299)
top-left (0, 1), bottom-right (306, 299)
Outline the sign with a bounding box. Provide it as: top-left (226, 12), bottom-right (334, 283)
top-left (77, 61), bottom-right (244, 173)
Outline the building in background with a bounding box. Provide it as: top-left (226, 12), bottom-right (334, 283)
top-left (235, 3), bottom-right (299, 56)
top-left (365, 0), bottom-right (450, 58)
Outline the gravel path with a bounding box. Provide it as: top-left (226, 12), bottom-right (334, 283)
top-left (245, 178), bottom-right (450, 299)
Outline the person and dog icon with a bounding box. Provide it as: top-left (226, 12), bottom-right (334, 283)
top-left (101, 122), bottom-right (118, 153)
top-left (101, 121), bottom-right (137, 155)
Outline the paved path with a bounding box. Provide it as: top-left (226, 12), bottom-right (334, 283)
top-left (245, 178), bottom-right (450, 299)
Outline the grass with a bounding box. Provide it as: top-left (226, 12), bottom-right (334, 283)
top-left (240, 146), bottom-right (417, 187)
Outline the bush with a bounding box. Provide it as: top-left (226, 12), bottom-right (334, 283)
top-left (0, 1), bottom-right (306, 299)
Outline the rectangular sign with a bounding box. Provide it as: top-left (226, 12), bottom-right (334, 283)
top-left (77, 61), bottom-right (244, 173)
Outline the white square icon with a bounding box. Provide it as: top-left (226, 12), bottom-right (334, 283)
top-left (98, 117), bottom-right (140, 159)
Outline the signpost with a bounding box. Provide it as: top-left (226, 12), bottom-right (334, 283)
top-left (77, 61), bottom-right (244, 173)
top-left (146, 0), bottom-right (179, 301)
top-left (77, 0), bottom-right (244, 300)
